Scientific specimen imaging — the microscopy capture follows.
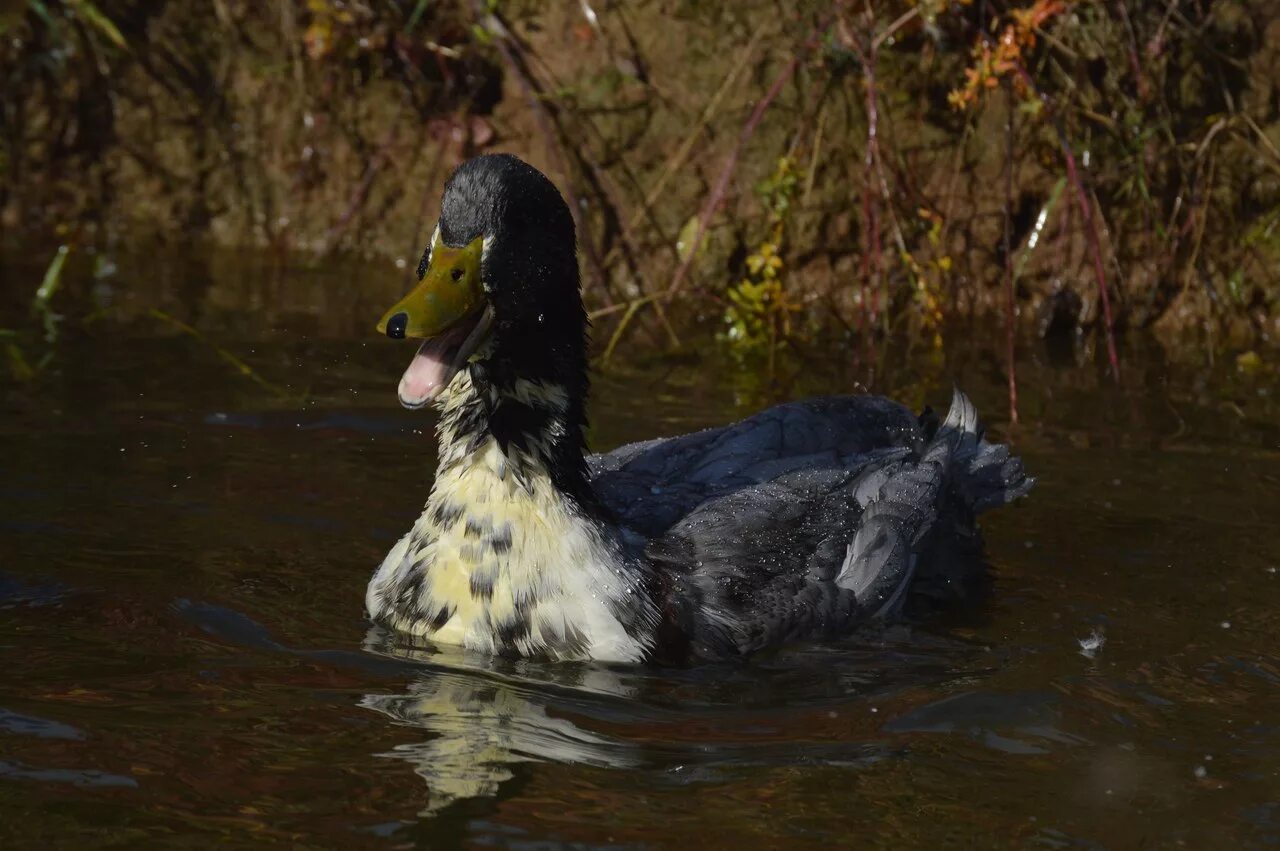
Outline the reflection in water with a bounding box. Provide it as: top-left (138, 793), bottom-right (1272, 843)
top-left (355, 625), bottom-right (992, 818)
top-left (361, 628), bottom-right (640, 815)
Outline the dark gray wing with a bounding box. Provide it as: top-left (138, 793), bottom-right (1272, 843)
top-left (647, 455), bottom-right (912, 658)
top-left (587, 396), bottom-right (923, 538)
top-left (644, 388), bottom-right (1034, 660)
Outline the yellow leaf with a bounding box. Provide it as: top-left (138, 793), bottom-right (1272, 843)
top-left (67, 0), bottom-right (127, 50)
top-left (1236, 350), bottom-right (1262, 374)
top-left (675, 214), bottom-right (704, 262)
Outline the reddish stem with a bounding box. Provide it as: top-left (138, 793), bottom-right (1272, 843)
top-left (1061, 145), bottom-right (1121, 381)
top-left (486, 20), bottom-right (608, 295)
top-left (1012, 62), bottom-right (1121, 381)
top-left (1003, 82), bottom-right (1019, 424)
top-left (861, 34), bottom-right (883, 334)
top-left (319, 118), bottom-right (400, 256)
top-left (665, 14), bottom-right (835, 298)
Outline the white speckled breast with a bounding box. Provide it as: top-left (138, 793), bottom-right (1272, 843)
top-left (367, 372), bottom-right (658, 662)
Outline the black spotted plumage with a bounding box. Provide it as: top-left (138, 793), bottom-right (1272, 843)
top-left (487, 525), bottom-right (512, 554)
top-left (469, 570), bottom-right (495, 601)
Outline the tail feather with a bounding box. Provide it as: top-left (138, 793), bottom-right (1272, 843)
top-left (940, 386), bottom-right (1035, 514)
top-left (836, 387), bottom-right (1033, 618)
top-left (837, 420), bottom-right (953, 618)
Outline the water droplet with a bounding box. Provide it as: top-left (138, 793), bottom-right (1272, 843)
top-left (1078, 628), bottom-right (1106, 659)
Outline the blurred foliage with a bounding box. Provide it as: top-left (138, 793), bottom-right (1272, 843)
top-left (1, 0), bottom-right (1279, 363)
top-left (947, 0), bottom-right (1065, 110)
top-left (722, 156), bottom-right (802, 358)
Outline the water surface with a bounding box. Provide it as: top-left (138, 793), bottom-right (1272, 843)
top-left (2, 249), bottom-right (1278, 848)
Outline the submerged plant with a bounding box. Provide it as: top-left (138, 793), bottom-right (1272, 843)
top-left (3, 244), bottom-right (70, 382)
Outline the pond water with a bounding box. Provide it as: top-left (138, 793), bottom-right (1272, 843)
top-left (2, 248), bottom-right (1279, 848)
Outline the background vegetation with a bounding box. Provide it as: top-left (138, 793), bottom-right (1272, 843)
top-left (2, 0), bottom-right (1278, 398)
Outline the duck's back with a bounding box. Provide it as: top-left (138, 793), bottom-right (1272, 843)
top-left (588, 395), bottom-right (923, 537)
top-left (587, 391), bottom-right (1032, 661)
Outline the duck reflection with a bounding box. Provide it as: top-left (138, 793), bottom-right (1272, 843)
top-left (360, 626), bottom-right (641, 815)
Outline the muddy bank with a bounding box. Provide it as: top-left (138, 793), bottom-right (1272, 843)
top-left (2, 1), bottom-right (1279, 356)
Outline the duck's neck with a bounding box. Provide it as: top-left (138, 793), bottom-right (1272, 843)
top-left (438, 361), bottom-right (593, 505)
top-left (369, 366), bottom-right (659, 662)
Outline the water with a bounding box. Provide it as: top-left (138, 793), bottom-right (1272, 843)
top-left (2, 248), bottom-right (1279, 848)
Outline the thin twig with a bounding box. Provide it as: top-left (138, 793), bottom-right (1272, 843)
top-left (664, 13), bottom-right (836, 299)
top-left (1002, 81), bottom-right (1018, 424)
top-left (853, 8), bottom-right (885, 336)
top-left (1241, 113), bottom-right (1280, 171)
top-left (599, 19), bottom-right (768, 277)
top-left (1062, 147), bottom-right (1121, 380)
top-left (802, 100), bottom-right (829, 208)
top-left (150, 309), bottom-right (291, 397)
top-left (587, 302), bottom-right (632, 320)
top-left (600, 297), bottom-right (656, 363)
top-left (568, 134), bottom-right (681, 346)
top-left (871, 6), bottom-right (919, 51)
top-left (317, 116), bottom-right (401, 257)
top-left (511, 39), bottom-right (670, 319)
top-left (403, 137), bottom-right (451, 285)
top-left (1013, 62), bottom-right (1121, 381)
top-left (479, 10), bottom-right (610, 297)
top-left (1115, 1), bottom-right (1149, 101)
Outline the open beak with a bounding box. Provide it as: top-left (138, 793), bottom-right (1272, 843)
top-left (377, 234), bottom-right (494, 409)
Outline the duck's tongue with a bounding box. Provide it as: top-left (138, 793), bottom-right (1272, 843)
top-left (397, 321), bottom-right (473, 409)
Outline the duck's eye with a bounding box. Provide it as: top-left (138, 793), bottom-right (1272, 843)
top-left (450, 267), bottom-right (464, 282)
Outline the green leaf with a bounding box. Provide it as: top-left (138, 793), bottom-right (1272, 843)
top-left (675, 214), bottom-right (704, 262)
top-left (34, 245), bottom-right (70, 310)
top-left (25, 0), bottom-right (56, 29)
top-left (67, 0), bottom-right (128, 50)
top-left (4, 341), bottom-right (34, 382)
top-left (1236, 350), bottom-right (1262, 374)
top-left (1227, 270), bottom-right (1246, 305)
top-left (404, 0), bottom-right (430, 34)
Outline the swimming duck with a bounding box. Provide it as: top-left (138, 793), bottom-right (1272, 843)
top-left (366, 153), bottom-right (1033, 664)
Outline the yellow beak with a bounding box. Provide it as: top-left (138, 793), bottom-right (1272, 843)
top-left (377, 234), bottom-right (486, 339)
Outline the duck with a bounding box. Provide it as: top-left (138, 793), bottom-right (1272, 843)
top-left (365, 153), bottom-right (1033, 664)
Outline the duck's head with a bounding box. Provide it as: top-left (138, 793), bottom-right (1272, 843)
top-left (378, 153), bottom-right (586, 410)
